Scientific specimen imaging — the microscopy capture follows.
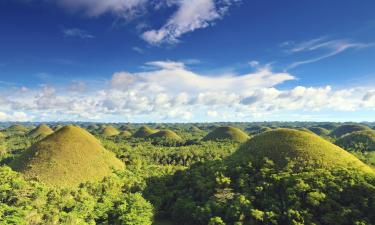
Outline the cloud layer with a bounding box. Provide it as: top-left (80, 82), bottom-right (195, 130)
top-left (1, 61), bottom-right (375, 122)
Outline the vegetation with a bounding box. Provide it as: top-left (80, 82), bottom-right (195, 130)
top-left (203, 126), bottom-right (250, 143)
top-left (10, 125), bottom-right (124, 187)
top-left (0, 122), bottom-right (374, 224)
top-left (330, 124), bottom-right (372, 138)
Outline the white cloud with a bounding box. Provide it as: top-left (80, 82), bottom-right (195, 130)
top-left (56, 0), bottom-right (147, 18)
top-left (142, 0), bottom-right (239, 44)
top-left (1, 60), bottom-right (375, 122)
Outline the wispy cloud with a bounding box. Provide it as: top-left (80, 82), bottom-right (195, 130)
top-left (284, 37), bottom-right (373, 70)
top-left (63, 28), bottom-right (95, 39)
top-left (141, 0), bottom-right (240, 45)
top-left (132, 46), bottom-right (145, 54)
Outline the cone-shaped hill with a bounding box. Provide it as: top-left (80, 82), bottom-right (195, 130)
top-left (149, 130), bottom-right (182, 141)
top-left (28, 124), bottom-right (54, 138)
top-left (133, 126), bottom-right (157, 138)
top-left (203, 126), bottom-right (250, 142)
top-left (100, 125), bottom-right (120, 137)
top-left (330, 124), bottom-right (372, 138)
top-left (6, 124), bottom-right (28, 133)
top-left (11, 125), bottom-right (124, 187)
top-left (308, 126), bottom-right (330, 136)
top-left (336, 130), bottom-right (375, 152)
top-left (231, 129), bottom-right (374, 173)
top-left (119, 130), bottom-right (132, 138)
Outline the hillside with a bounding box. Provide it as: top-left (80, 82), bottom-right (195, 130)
top-left (28, 124), bottom-right (54, 138)
top-left (101, 125), bottom-right (120, 137)
top-left (149, 130), bottom-right (182, 141)
top-left (336, 130), bottom-right (375, 152)
top-left (11, 125), bottom-right (124, 187)
top-left (203, 126), bottom-right (249, 142)
top-left (133, 126), bottom-right (158, 138)
top-left (232, 128), bottom-right (374, 173)
top-left (330, 124), bottom-right (372, 138)
top-left (308, 126), bottom-right (330, 136)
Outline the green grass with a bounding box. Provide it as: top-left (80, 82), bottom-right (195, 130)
top-left (149, 130), bottom-right (182, 141)
top-left (203, 126), bottom-right (250, 142)
top-left (133, 126), bottom-right (158, 138)
top-left (101, 125), bottom-right (120, 137)
top-left (330, 124), bottom-right (372, 138)
top-left (28, 124), bottom-right (54, 138)
top-left (10, 125), bottom-right (124, 187)
top-left (232, 128), bottom-right (374, 174)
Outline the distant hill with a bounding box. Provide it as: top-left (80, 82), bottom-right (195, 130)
top-left (232, 128), bottom-right (374, 173)
top-left (119, 130), bottom-right (132, 137)
top-left (5, 124), bottom-right (28, 134)
top-left (330, 124), bottom-right (372, 138)
top-left (308, 126), bottom-right (330, 136)
top-left (11, 125), bottom-right (124, 187)
top-left (133, 126), bottom-right (158, 138)
top-left (336, 130), bottom-right (375, 152)
top-left (100, 125), bottom-right (120, 137)
top-left (149, 130), bottom-right (182, 141)
top-left (203, 126), bottom-right (250, 142)
top-left (28, 124), bottom-right (54, 138)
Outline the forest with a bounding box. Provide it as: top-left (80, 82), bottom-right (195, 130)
top-left (0, 122), bottom-right (374, 225)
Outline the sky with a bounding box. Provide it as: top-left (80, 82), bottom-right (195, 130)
top-left (0, 0), bottom-right (375, 122)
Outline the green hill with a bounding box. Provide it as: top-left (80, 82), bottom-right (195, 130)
top-left (308, 126), bottom-right (330, 136)
top-left (149, 130), bottom-right (182, 141)
top-left (6, 124), bottom-right (28, 133)
top-left (336, 130), bottom-right (375, 152)
top-left (119, 125), bottom-right (132, 131)
top-left (203, 126), bottom-right (250, 142)
top-left (119, 130), bottom-right (132, 137)
top-left (232, 128), bottom-right (373, 173)
top-left (28, 124), bottom-right (54, 138)
top-left (330, 124), bottom-right (372, 138)
top-left (10, 125), bottom-right (124, 187)
top-left (133, 126), bottom-right (157, 138)
top-left (101, 125), bottom-right (120, 137)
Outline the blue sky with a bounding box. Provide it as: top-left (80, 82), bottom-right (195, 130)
top-left (0, 0), bottom-right (375, 122)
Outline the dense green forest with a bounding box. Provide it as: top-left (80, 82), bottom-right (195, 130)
top-left (0, 122), bottom-right (374, 224)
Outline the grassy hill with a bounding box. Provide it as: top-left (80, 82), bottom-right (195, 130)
top-left (330, 124), bottom-right (372, 138)
top-left (232, 128), bottom-right (374, 173)
top-left (101, 125), bottom-right (120, 137)
top-left (119, 130), bottom-right (132, 137)
top-left (133, 126), bottom-right (158, 138)
top-left (308, 126), bottom-right (330, 136)
top-left (149, 130), bottom-right (182, 141)
top-left (10, 125), bottom-right (124, 187)
top-left (336, 130), bottom-right (375, 152)
top-left (28, 124), bottom-right (54, 138)
top-left (203, 126), bottom-right (250, 142)
top-left (5, 124), bottom-right (28, 134)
